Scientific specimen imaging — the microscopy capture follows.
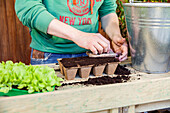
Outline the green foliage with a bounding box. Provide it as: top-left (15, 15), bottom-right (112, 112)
top-left (116, 0), bottom-right (128, 39)
top-left (0, 61), bottom-right (64, 94)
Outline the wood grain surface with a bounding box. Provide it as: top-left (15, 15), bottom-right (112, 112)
top-left (0, 0), bottom-right (31, 64)
top-left (0, 72), bottom-right (170, 113)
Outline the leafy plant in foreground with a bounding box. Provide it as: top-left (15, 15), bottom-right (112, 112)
top-left (0, 61), bottom-right (63, 94)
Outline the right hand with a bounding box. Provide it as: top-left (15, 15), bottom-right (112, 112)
top-left (72, 32), bottom-right (111, 55)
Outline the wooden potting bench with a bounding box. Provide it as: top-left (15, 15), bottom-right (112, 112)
top-left (0, 59), bottom-right (170, 113)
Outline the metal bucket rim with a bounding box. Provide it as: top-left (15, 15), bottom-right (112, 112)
top-left (123, 3), bottom-right (170, 7)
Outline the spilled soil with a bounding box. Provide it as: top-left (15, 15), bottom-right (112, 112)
top-left (114, 64), bottom-right (131, 75)
top-left (58, 75), bottom-right (130, 88)
top-left (60, 56), bottom-right (119, 68)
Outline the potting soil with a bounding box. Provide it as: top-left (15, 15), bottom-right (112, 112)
top-left (60, 56), bottom-right (119, 68)
top-left (114, 64), bottom-right (131, 75)
top-left (59, 75), bottom-right (130, 88)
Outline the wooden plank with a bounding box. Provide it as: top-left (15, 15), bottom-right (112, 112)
top-left (5, 0), bottom-right (17, 61)
top-left (92, 110), bottom-right (109, 113)
top-left (0, 0), bottom-right (31, 64)
top-left (15, 16), bottom-right (24, 63)
top-left (135, 100), bottom-right (170, 113)
top-left (0, 75), bottom-right (170, 113)
top-left (128, 106), bottom-right (135, 113)
top-left (0, 0), bottom-right (10, 61)
top-left (122, 107), bottom-right (128, 113)
top-left (22, 22), bottom-right (31, 64)
top-left (119, 108), bottom-right (123, 113)
top-left (15, 13), bottom-right (31, 64)
top-left (109, 108), bottom-right (119, 113)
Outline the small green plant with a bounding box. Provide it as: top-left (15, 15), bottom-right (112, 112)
top-left (0, 61), bottom-right (64, 94)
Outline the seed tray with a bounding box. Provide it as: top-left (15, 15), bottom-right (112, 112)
top-left (57, 58), bottom-right (119, 80)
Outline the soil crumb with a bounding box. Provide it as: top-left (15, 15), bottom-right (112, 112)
top-left (114, 64), bottom-right (131, 75)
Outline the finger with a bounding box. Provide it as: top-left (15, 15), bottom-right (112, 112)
top-left (97, 40), bottom-right (109, 53)
top-left (114, 37), bottom-right (126, 46)
top-left (97, 34), bottom-right (110, 46)
top-left (114, 47), bottom-right (122, 54)
top-left (119, 51), bottom-right (127, 61)
top-left (119, 46), bottom-right (128, 61)
top-left (117, 38), bottom-right (126, 46)
top-left (108, 48), bottom-right (113, 53)
top-left (90, 45), bottom-right (98, 55)
top-left (93, 42), bottom-right (104, 54)
top-left (111, 41), bottom-right (122, 54)
top-left (97, 34), bottom-right (111, 53)
top-left (119, 55), bottom-right (127, 61)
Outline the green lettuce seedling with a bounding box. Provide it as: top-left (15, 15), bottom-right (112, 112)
top-left (0, 61), bottom-right (64, 94)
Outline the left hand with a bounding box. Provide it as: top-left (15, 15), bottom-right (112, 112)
top-left (112, 35), bottom-right (128, 61)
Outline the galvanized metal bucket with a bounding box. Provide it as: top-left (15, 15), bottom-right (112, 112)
top-left (123, 3), bottom-right (170, 73)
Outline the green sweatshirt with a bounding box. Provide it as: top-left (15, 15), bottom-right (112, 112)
top-left (15, 0), bottom-right (117, 54)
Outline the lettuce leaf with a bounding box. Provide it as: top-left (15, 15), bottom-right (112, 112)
top-left (0, 61), bottom-right (63, 94)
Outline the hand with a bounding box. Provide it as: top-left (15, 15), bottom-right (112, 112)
top-left (112, 35), bottom-right (126, 47)
top-left (72, 32), bottom-right (111, 54)
top-left (112, 35), bottom-right (128, 61)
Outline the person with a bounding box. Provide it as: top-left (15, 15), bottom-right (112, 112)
top-left (15, 0), bottom-right (128, 65)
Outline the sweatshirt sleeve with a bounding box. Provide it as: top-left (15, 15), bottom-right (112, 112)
top-left (15, 0), bottom-right (55, 34)
top-left (99, 0), bottom-right (117, 19)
